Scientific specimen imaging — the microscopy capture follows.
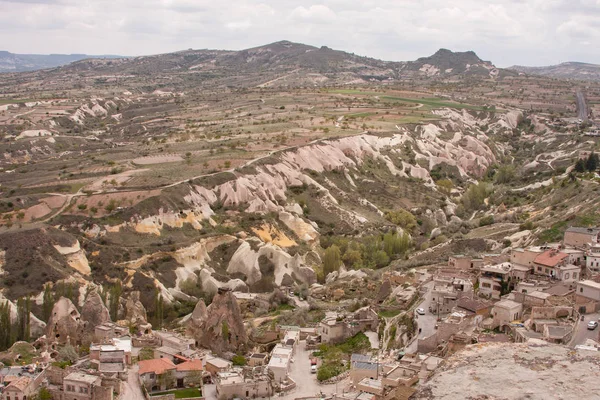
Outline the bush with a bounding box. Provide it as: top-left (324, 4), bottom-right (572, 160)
top-left (232, 355), bottom-right (246, 366)
top-left (384, 209), bottom-right (417, 231)
top-left (479, 215), bottom-right (494, 227)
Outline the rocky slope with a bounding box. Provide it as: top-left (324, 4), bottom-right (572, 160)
top-left (414, 340), bottom-right (600, 399)
top-left (510, 61), bottom-right (600, 81)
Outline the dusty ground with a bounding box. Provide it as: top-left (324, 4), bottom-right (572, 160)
top-left (414, 340), bottom-right (600, 399)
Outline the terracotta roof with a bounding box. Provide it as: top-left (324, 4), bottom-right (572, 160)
top-left (138, 358), bottom-right (176, 375)
top-left (5, 376), bottom-right (31, 392)
top-left (176, 359), bottom-right (203, 372)
top-left (534, 250), bottom-right (568, 267)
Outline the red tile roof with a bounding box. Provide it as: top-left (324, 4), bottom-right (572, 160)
top-left (138, 358), bottom-right (176, 375)
top-left (176, 359), bottom-right (203, 372)
top-left (534, 250), bottom-right (568, 267)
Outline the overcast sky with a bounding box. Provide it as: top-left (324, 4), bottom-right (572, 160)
top-left (1, 0), bottom-right (599, 67)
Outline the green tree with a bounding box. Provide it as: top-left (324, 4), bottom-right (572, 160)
top-left (322, 245), bottom-right (342, 276)
top-left (0, 301), bottom-right (12, 350)
top-left (575, 159), bottom-right (586, 173)
top-left (38, 387), bottom-right (53, 400)
top-left (384, 209), bottom-right (417, 231)
top-left (494, 165), bottom-right (516, 184)
top-left (16, 297), bottom-right (31, 342)
top-left (586, 152), bottom-right (599, 172)
top-left (221, 321), bottom-right (230, 342)
top-left (232, 354), bottom-right (247, 366)
top-left (58, 344), bottom-right (79, 364)
top-left (461, 182), bottom-right (492, 212)
top-left (42, 285), bottom-right (55, 322)
top-left (109, 281), bottom-right (122, 321)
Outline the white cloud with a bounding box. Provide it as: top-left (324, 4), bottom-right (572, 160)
top-left (0, 0), bottom-right (598, 66)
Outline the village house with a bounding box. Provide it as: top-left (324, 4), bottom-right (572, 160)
top-left (204, 356), bottom-right (232, 376)
top-left (448, 255), bottom-right (483, 270)
top-left (153, 331), bottom-right (195, 353)
top-left (350, 354), bottom-right (379, 385)
top-left (561, 248), bottom-right (585, 265)
top-left (89, 336), bottom-right (132, 376)
top-left (247, 353), bottom-right (269, 367)
top-left (1, 376), bottom-right (38, 400)
top-left (533, 250), bottom-right (574, 281)
top-left (138, 358), bottom-right (177, 392)
top-left (575, 280), bottom-right (600, 313)
top-left (318, 307), bottom-right (379, 344)
top-left (491, 300), bottom-right (523, 329)
top-left (94, 323), bottom-right (128, 342)
top-left (511, 247), bottom-right (545, 270)
top-left (215, 370), bottom-right (272, 399)
top-left (564, 227), bottom-right (600, 248)
top-left (62, 372), bottom-right (113, 400)
top-left (585, 245), bottom-right (600, 272)
top-left (267, 344), bottom-right (294, 384)
top-left (478, 263), bottom-right (512, 299)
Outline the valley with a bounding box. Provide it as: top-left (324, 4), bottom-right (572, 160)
top-left (1, 41), bottom-right (600, 400)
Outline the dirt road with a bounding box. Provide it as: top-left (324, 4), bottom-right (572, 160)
top-left (576, 90), bottom-right (589, 121)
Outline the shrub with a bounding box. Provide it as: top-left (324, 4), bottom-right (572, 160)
top-left (479, 215), bottom-right (494, 227)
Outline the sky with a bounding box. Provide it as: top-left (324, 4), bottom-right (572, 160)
top-left (1, 0), bottom-right (599, 67)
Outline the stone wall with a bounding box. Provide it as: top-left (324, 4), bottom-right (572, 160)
top-left (417, 334), bottom-right (439, 354)
top-left (531, 306), bottom-right (574, 320)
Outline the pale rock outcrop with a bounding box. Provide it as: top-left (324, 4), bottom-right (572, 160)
top-left (46, 297), bottom-right (86, 346)
top-left (186, 289), bottom-right (248, 354)
top-left (53, 240), bottom-right (91, 275)
top-left (430, 228), bottom-right (443, 240)
top-left (278, 211), bottom-right (319, 242)
top-left (199, 269), bottom-right (248, 296)
top-left (81, 289), bottom-right (111, 335)
top-left (227, 241), bottom-right (316, 287)
top-left (434, 209), bottom-right (448, 227)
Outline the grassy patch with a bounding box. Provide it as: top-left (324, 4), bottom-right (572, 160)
top-left (378, 309), bottom-right (402, 318)
top-left (381, 96), bottom-right (486, 111)
top-left (151, 388), bottom-right (202, 398)
top-left (314, 332), bottom-right (371, 382)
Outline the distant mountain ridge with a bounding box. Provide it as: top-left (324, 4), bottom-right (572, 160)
top-left (33, 40), bottom-right (511, 84)
top-left (0, 51), bottom-right (124, 72)
top-left (509, 62), bottom-right (600, 82)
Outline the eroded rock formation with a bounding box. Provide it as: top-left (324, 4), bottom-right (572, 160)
top-left (45, 297), bottom-right (85, 346)
top-left (186, 288), bottom-right (247, 354)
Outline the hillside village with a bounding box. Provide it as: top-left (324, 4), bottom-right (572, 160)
top-left (0, 225), bottom-right (599, 400)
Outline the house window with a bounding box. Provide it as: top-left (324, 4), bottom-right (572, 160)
top-left (564, 273), bottom-right (569, 280)
top-left (573, 272), bottom-right (578, 279)
top-left (537, 267), bottom-right (542, 271)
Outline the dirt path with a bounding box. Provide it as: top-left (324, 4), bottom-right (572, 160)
top-left (121, 365), bottom-right (145, 400)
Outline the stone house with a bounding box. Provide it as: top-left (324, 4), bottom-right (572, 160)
top-left (215, 370), bottom-right (272, 399)
top-left (1, 376), bottom-right (37, 400)
top-left (138, 358), bottom-right (177, 392)
top-left (533, 250), bottom-right (569, 279)
top-left (575, 280), bottom-right (600, 313)
top-left (248, 353), bottom-right (268, 367)
top-left (448, 255), bottom-right (483, 270)
top-left (564, 227), bottom-right (600, 248)
top-left (204, 356), bottom-right (232, 376)
top-left (491, 300), bottom-right (523, 329)
top-left (62, 372), bottom-right (112, 400)
top-left (478, 263), bottom-right (512, 299)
